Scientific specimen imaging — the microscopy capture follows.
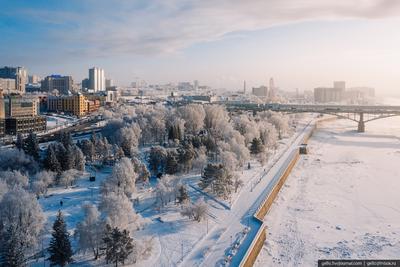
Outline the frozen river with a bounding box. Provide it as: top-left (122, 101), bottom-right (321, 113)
top-left (255, 116), bottom-right (400, 266)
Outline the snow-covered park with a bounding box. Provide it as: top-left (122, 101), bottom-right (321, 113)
top-left (255, 115), bottom-right (400, 266)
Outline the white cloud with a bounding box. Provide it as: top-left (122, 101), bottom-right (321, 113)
top-left (11, 0), bottom-right (400, 57)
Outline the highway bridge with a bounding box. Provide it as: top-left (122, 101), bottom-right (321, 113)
top-left (226, 103), bottom-right (400, 132)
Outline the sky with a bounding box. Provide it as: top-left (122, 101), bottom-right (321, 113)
top-left (1, 0), bottom-right (400, 95)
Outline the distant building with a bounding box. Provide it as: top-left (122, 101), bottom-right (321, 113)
top-left (0, 66), bottom-right (27, 94)
top-left (105, 79), bottom-right (113, 88)
top-left (89, 67), bottom-right (105, 91)
top-left (41, 75), bottom-right (73, 95)
top-left (106, 89), bottom-right (119, 104)
top-left (314, 81), bottom-right (346, 103)
top-left (194, 80), bottom-right (199, 91)
top-left (252, 86), bottom-right (268, 98)
top-left (81, 78), bottom-right (89, 90)
top-left (0, 78), bottom-right (16, 92)
top-left (47, 94), bottom-right (88, 117)
top-left (28, 75), bottom-right (41, 84)
top-left (178, 82), bottom-right (193, 91)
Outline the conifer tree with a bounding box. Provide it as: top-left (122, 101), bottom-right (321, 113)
top-left (102, 224), bottom-right (134, 267)
top-left (0, 224), bottom-right (25, 267)
top-left (48, 210), bottom-right (73, 266)
top-left (165, 151), bottom-right (179, 175)
top-left (23, 132), bottom-right (40, 160)
top-left (44, 145), bottom-right (62, 174)
top-left (250, 138), bottom-right (263, 155)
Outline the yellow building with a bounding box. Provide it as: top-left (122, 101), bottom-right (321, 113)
top-left (47, 93), bottom-right (88, 117)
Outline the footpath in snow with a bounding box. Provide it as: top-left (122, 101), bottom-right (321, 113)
top-left (256, 117), bottom-right (400, 266)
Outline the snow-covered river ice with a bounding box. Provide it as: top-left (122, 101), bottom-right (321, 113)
top-left (256, 109), bottom-right (400, 265)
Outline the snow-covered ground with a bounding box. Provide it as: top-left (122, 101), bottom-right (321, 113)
top-left (255, 116), bottom-right (400, 266)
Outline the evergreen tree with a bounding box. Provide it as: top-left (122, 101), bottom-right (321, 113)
top-left (48, 210), bottom-right (73, 266)
top-left (177, 184), bottom-right (189, 204)
top-left (178, 142), bottom-right (195, 173)
top-left (200, 164), bottom-right (223, 189)
top-left (44, 145), bottom-right (62, 174)
top-left (58, 131), bottom-right (73, 148)
top-left (60, 144), bottom-right (74, 171)
top-left (16, 133), bottom-right (24, 150)
top-left (23, 132), bottom-right (40, 160)
top-left (165, 151), bottom-right (178, 175)
top-left (250, 138), bottom-right (263, 155)
top-left (0, 224), bottom-right (25, 267)
top-left (102, 224), bottom-right (134, 267)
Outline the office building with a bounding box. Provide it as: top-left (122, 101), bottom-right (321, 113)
top-left (314, 81), bottom-right (346, 103)
top-left (47, 93), bottom-right (88, 117)
top-left (1, 93), bottom-right (46, 135)
top-left (4, 95), bottom-right (39, 117)
top-left (0, 78), bottom-right (16, 92)
top-left (252, 86), bottom-right (268, 98)
top-left (89, 67), bottom-right (105, 91)
top-left (0, 66), bottom-right (27, 94)
top-left (41, 75), bottom-right (73, 95)
top-left (82, 78), bottom-right (90, 90)
top-left (5, 116), bottom-right (46, 135)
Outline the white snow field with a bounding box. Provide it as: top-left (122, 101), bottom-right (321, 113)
top-left (255, 116), bottom-right (400, 266)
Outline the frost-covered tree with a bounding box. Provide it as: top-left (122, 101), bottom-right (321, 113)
top-left (148, 146), bottom-right (167, 174)
top-left (192, 146), bottom-right (208, 171)
top-left (154, 175), bottom-right (180, 209)
top-left (178, 104), bottom-right (205, 135)
top-left (58, 169), bottom-right (81, 188)
top-left (1, 224), bottom-right (25, 266)
top-left (132, 157), bottom-right (150, 183)
top-left (0, 187), bottom-right (44, 265)
top-left (116, 124), bottom-right (141, 156)
top-left (99, 192), bottom-right (141, 229)
top-left (31, 170), bottom-right (55, 197)
top-left (102, 157), bottom-right (137, 197)
top-left (0, 148), bottom-right (38, 174)
top-left (75, 203), bottom-right (103, 259)
top-left (269, 113), bottom-right (289, 139)
top-left (102, 224), bottom-right (134, 266)
top-left (259, 122), bottom-right (278, 150)
top-left (0, 180), bottom-right (8, 201)
top-left (165, 150), bottom-right (179, 175)
top-left (48, 210), bottom-right (73, 266)
top-left (73, 146), bottom-right (86, 171)
top-left (178, 142), bottom-right (195, 173)
top-left (0, 170), bottom-right (29, 188)
top-left (177, 184), bottom-right (189, 204)
top-left (181, 197), bottom-right (208, 222)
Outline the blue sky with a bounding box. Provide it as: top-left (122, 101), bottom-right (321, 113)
top-left (2, 0), bottom-right (400, 94)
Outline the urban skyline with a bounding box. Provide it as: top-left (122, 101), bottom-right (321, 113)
top-left (2, 1), bottom-right (400, 94)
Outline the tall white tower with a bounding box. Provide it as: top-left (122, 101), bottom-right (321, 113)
top-left (89, 67), bottom-right (105, 91)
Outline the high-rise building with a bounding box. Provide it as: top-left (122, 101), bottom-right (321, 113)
top-left (252, 86), bottom-right (268, 97)
top-left (105, 79), bottom-right (113, 88)
top-left (82, 78), bottom-right (90, 90)
top-left (0, 66), bottom-right (27, 94)
top-left (89, 67), bottom-right (105, 91)
top-left (41, 75), bottom-right (73, 95)
top-left (194, 80), bottom-right (199, 91)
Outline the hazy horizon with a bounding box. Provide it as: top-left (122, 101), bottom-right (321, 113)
top-left (2, 0), bottom-right (400, 95)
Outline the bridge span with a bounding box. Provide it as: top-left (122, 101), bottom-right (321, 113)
top-left (226, 103), bottom-right (400, 132)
